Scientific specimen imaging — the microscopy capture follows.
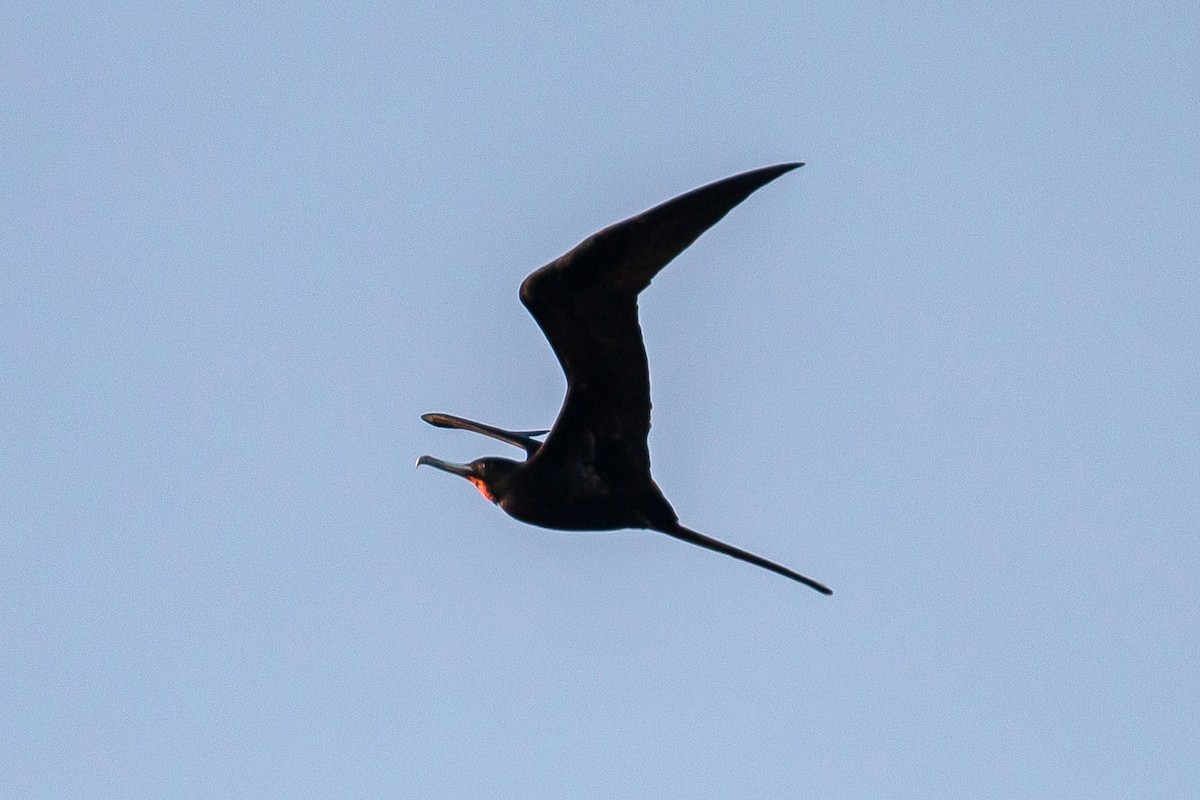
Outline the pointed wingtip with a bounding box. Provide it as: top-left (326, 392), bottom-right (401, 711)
top-left (747, 161), bottom-right (804, 186)
top-left (421, 413), bottom-right (459, 429)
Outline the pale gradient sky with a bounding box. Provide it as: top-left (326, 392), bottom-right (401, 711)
top-left (3, 2), bottom-right (1198, 797)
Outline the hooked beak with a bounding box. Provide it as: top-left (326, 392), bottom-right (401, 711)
top-left (415, 455), bottom-right (473, 477)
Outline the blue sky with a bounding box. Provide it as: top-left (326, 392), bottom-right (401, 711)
top-left (3, 2), bottom-right (1197, 797)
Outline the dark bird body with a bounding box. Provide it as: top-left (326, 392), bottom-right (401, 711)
top-left (418, 163), bottom-right (831, 594)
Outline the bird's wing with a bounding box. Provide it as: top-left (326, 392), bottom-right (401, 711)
top-left (419, 413), bottom-right (546, 456)
top-left (518, 163), bottom-right (802, 487)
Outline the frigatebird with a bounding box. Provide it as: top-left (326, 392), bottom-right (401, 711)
top-left (417, 163), bottom-right (831, 594)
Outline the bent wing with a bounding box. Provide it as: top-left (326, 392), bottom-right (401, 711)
top-left (518, 163), bottom-right (802, 488)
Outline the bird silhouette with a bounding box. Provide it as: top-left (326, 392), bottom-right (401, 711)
top-left (418, 163), bottom-right (830, 594)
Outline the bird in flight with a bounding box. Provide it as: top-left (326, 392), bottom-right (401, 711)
top-left (418, 163), bottom-right (831, 594)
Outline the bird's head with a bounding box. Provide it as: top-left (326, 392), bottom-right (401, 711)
top-left (415, 455), bottom-right (521, 504)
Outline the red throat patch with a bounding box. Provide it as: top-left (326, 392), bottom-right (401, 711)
top-left (468, 476), bottom-right (496, 503)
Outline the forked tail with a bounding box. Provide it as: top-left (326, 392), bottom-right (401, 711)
top-left (661, 524), bottom-right (832, 595)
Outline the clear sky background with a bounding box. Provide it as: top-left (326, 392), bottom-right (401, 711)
top-left (3, 2), bottom-right (1197, 797)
